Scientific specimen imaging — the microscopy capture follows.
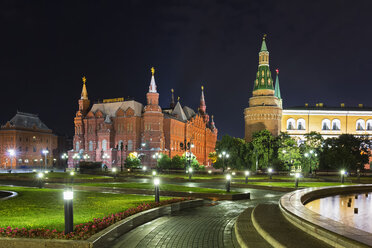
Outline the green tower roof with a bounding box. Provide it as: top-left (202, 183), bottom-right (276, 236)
top-left (253, 36), bottom-right (274, 91)
top-left (274, 70), bottom-right (281, 99)
top-left (260, 39), bottom-right (267, 51)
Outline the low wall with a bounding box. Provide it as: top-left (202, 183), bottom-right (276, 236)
top-left (280, 185), bottom-right (372, 248)
top-left (0, 199), bottom-right (204, 248)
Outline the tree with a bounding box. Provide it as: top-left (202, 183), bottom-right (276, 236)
top-left (171, 155), bottom-right (184, 169)
top-left (277, 133), bottom-right (301, 171)
top-left (299, 132), bottom-right (324, 173)
top-left (181, 155), bottom-right (202, 170)
top-left (319, 134), bottom-right (370, 171)
top-left (208, 152), bottom-right (217, 164)
top-left (251, 130), bottom-right (276, 170)
top-left (125, 156), bottom-right (141, 168)
top-left (156, 154), bottom-right (172, 170)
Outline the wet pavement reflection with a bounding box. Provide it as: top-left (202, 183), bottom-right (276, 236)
top-left (305, 192), bottom-right (372, 234)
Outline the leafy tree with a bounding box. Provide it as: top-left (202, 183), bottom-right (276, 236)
top-left (156, 154), bottom-right (172, 170)
top-left (181, 155), bottom-right (202, 170)
top-left (319, 134), bottom-right (370, 171)
top-left (125, 156), bottom-right (141, 168)
top-left (299, 132), bottom-right (324, 173)
top-left (171, 155), bottom-right (184, 169)
top-left (277, 133), bottom-right (301, 170)
top-left (251, 130), bottom-right (276, 170)
top-left (208, 152), bottom-right (217, 164)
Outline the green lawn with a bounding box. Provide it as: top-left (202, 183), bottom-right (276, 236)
top-left (0, 172), bottom-right (110, 180)
top-left (79, 182), bottom-right (232, 194)
top-left (0, 186), bottom-right (172, 231)
top-left (241, 181), bottom-right (355, 188)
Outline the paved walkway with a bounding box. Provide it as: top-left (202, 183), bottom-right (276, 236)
top-left (108, 189), bottom-right (284, 248)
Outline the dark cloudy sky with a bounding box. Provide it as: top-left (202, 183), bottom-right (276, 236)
top-left (1, 0), bottom-right (372, 138)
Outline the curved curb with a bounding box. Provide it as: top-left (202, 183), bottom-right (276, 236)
top-left (0, 190), bottom-right (18, 201)
top-left (251, 206), bottom-right (285, 248)
top-left (280, 185), bottom-right (372, 248)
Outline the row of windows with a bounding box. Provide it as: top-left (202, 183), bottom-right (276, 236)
top-left (75, 140), bottom-right (133, 152)
top-left (286, 118), bottom-right (372, 131)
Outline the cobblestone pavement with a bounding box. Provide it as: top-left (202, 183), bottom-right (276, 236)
top-left (109, 188), bottom-right (284, 248)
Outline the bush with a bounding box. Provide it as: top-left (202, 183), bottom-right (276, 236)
top-left (125, 157), bottom-right (141, 168)
top-left (79, 162), bottom-right (102, 173)
top-left (171, 155), bottom-right (185, 169)
top-left (157, 155), bottom-right (172, 170)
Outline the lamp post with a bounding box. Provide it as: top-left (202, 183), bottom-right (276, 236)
top-left (61, 153), bottom-right (68, 172)
top-left (70, 171), bottom-right (75, 184)
top-left (63, 187), bottom-right (74, 234)
top-left (188, 167), bottom-right (193, 180)
top-left (180, 139), bottom-right (193, 172)
top-left (83, 154), bottom-right (90, 161)
top-left (154, 178), bottom-right (160, 203)
top-left (341, 170), bottom-right (346, 184)
top-left (72, 153), bottom-right (80, 172)
top-left (218, 151), bottom-right (230, 172)
top-left (37, 172), bottom-right (44, 188)
top-left (226, 174), bottom-right (231, 193)
top-left (142, 166), bottom-right (147, 174)
top-left (304, 150), bottom-right (317, 175)
top-left (268, 168), bottom-right (273, 180)
top-left (42, 149), bottom-right (49, 171)
top-left (295, 172), bottom-right (300, 188)
top-left (112, 167), bottom-right (117, 179)
top-left (152, 170), bottom-right (157, 177)
top-left (7, 149), bottom-right (15, 173)
top-left (245, 171), bottom-right (250, 184)
top-left (152, 152), bottom-right (162, 170)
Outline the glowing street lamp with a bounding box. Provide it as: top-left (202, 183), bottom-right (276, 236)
top-left (340, 170), bottom-right (346, 184)
top-left (245, 171), bottom-right (250, 184)
top-left (7, 149), bottom-right (15, 173)
top-left (295, 173), bottom-right (300, 188)
top-left (188, 167), bottom-right (193, 180)
top-left (226, 174), bottom-right (231, 192)
top-left (112, 167), bottom-right (118, 179)
top-left (63, 187), bottom-right (74, 234)
top-left (142, 166), bottom-right (147, 172)
top-left (154, 178), bottom-right (160, 203)
top-left (83, 154), bottom-right (90, 160)
top-left (268, 168), bottom-right (273, 180)
top-left (37, 172), bottom-right (44, 188)
top-left (219, 151), bottom-right (230, 172)
top-left (152, 170), bottom-right (157, 177)
top-left (42, 150), bottom-right (49, 171)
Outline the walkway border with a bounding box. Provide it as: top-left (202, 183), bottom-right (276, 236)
top-left (279, 185), bottom-right (372, 248)
top-left (0, 199), bottom-right (203, 248)
top-left (0, 190), bottom-right (18, 201)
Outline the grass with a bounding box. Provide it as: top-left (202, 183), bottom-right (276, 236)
top-left (79, 182), bottom-right (233, 194)
top-left (0, 186), bottom-right (172, 231)
top-left (241, 181), bottom-right (356, 188)
top-left (0, 172), bottom-right (109, 180)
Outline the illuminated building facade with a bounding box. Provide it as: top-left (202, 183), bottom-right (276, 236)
top-left (68, 69), bottom-right (218, 168)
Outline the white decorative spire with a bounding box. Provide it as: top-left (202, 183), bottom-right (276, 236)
top-left (149, 67), bottom-right (157, 93)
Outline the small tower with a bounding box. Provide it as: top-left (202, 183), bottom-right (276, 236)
top-left (79, 76), bottom-right (90, 116)
top-left (274, 69), bottom-right (282, 108)
top-left (170, 89), bottom-right (175, 108)
top-left (244, 36), bottom-right (283, 142)
top-left (199, 86), bottom-right (209, 123)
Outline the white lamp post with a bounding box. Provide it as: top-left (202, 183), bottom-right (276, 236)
top-left (226, 174), bottom-right (231, 192)
top-left (42, 150), bottom-right (49, 171)
top-left (154, 178), bottom-right (160, 203)
top-left (7, 149), bottom-right (15, 173)
top-left (63, 187), bottom-right (74, 234)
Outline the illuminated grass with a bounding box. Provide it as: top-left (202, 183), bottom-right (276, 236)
top-left (0, 186), bottom-right (172, 231)
top-left (0, 172), bottom-right (109, 180)
top-left (242, 182), bottom-right (355, 188)
top-left (80, 182), bottom-right (233, 194)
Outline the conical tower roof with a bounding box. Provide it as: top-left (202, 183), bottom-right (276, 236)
top-left (149, 67), bottom-right (157, 93)
top-left (253, 35), bottom-right (274, 92)
top-left (274, 69), bottom-right (281, 99)
top-left (81, 76), bottom-right (88, 100)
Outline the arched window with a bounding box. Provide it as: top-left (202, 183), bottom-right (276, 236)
top-left (321, 119), bottom-right (331, 130)
top-left (128, 140), bottom-right (133, 151)
top-left (75, 141), bottom-right (79, 151)
top-left (118, 140), bottom-right (124, 150)
top-left (367, 120), bottom-right (372, 131)
top-left (102, 139), bottom-right (107, 151)
top-left (297, 119), bottom-right (306, 130)
top-left (89, 141), bottom-right (93, 151)
top-left (331, 119), bottom-right (341, 131)
top-left (356, 119), bottom-right (365, 131)
top-left (287, 118), bottom-right (295, 130)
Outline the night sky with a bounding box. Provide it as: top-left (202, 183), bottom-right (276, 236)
top-left (1, 1), bottom-right (372, 139)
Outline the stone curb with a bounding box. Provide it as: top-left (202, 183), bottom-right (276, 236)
top-left (0, 199), bottom-right (204, 248)
top-left (0, 190), bottom-right (18, 201)
top-left (251, 205), bottom-right (285, 248)
top-left (279, 185), bottom-right (372, 248)
top-left (232, 183), bottom-right (294, 192)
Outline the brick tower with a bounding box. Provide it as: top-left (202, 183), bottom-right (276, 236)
top-left (74, 76), bottom-right (90, 151)
top-left (244, 36), bottom-right (282, 142)
top-left (142, 67), bottom-right (165, 151)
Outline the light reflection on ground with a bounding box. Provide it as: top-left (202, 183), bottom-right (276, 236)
top-left (305, 192), bottom-right (372, 233)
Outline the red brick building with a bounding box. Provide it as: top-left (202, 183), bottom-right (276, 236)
top-left (68, 69), bottom-right (218, 168)
top-left (0, 112), bottom-right (58, 169)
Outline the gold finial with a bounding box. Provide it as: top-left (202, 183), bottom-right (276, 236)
top-left (263, 34), bottom-right (267, 40)
top-left (171, 88), bottom-right (174, 93)
top-left (212, 115), bottom-right (214, 119)
top-left (177, 96), bottom-right (180, 101)
top-left (151, 67), bottom-right (155, 75)
top-left (82, 76), bottom-right (87, 84)
top-left (201, 85), bottom-right (204, 91)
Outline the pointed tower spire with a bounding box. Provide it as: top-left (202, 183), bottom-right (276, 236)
top-left (149, 67), bottom-right (157, 93)
top-left (274, 69), bottom-right (281, 99)
top-left (199, 85), bottom-right (206, 114)
top-left (81, 76), bottom-right (88, 100)
top-left (170, 88), bottom-right (175, 108)
top-left (210, 115), bottom-right (216, 130)
top-left (253, 35), bottom-right (274, 93)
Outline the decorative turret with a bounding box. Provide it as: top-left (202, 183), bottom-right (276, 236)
top-left (170, 89), bottom-right (175, 108)
top-left (149, 67), bottom-right (157, 93)
top-left (253, 35), bottom-right (274, 95)
top-left (210, 115), bottom-right (216, 130)
top-left (146, 67), bottom-right (160, 107)
top-left (199, 86), bottom-right (209, 123)
top-left (78, 76), bottom-right (90, 116)
top-left (274, 69), bottom-right (283, 108)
